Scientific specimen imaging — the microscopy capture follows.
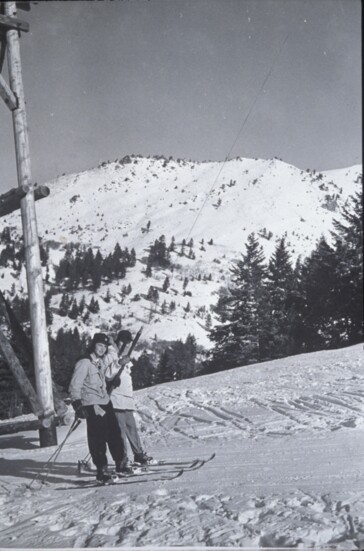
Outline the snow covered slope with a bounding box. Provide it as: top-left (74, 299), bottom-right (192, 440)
top-left (5, 156), bottom-right (360, 257)
top-left (0, 343), bottom-right (363, 548)
top-left (1, 156), bottom-right (361, 346)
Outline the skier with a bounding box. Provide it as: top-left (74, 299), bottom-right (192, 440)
top-left (69, 332), bottom-right (132, 483)
top-left (104, 330), bottom-right (153, 466)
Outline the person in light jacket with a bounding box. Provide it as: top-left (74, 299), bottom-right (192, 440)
top-left (68, 332), bottom-right (131, 483)
top-left (104, 330), bottom-right (153, 466)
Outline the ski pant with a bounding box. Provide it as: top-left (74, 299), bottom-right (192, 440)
top-left (114, 409), bottom-right (144, 458)
top-left (85, 401), bottom-right (127, 470)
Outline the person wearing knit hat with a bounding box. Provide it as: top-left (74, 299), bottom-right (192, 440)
top-left (68, 332), bottom-right (132, 484)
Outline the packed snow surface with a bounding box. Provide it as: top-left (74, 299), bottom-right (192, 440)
top-left (0, 343), bottom-right (363, 549)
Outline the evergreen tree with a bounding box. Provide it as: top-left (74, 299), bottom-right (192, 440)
top-left (130, 248), bottom-right (137, 267)
top-left (330, 191), bottom-right (363, 344)
top-left (208, 233), bottom-right (267, 371)
top-left (89, 296), bottom-right (100, 313)
top-left (147, 286), bottom-right (159, 303)
top-left (49, 328), bottom-right (89, 390)
top-left (300, 236), bottom-right (338, 350)
top-left (69, 299), bottom-right (79, 320)
top-left (91, 251), bottom-right (102, 290)
top-left (79, 294), bottom-right (86, 314)
top-left (132, 352), bottom-right (155, 389)
top-left (59, 292), bottom-right (71, 317)
top-left (44, 291), bottom-right (53, 325)
top-left (82, 248), bottom-right (94, 286)
top-left (265, 238), bottom-right (295, 358)
top-left (156, 348), bottom-right (175, 383)
top-left (162, 276), bottom-right (170, 292)
top-left (148, 235), bottom-right (170, 267)
top-left (104, 288), bottom-right (111, 303)
top-left (169, 237), bottom-right (176, 252)
top-left (145, 260), bottom-right (152, 277)
top-left (205, 312), bottom-right (212, 330)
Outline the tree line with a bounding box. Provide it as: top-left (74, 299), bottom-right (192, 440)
top-left (206, 191), bottom-right (362, 373)
top-left (55, 242), bottom-right (136, 291)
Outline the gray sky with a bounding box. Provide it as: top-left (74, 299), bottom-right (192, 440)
top-left (0, 0), bottom-right (361, 193)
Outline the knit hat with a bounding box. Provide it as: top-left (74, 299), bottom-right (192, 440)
top-left (92, 333), bottom-right (109, 346)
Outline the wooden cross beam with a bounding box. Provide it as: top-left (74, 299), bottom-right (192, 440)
top-left (0, 290), bottom-right (69, 421)
top-left (0, 72), bottom-right (18, 110)
top-left (0, 14), bottom-right (29, 33)
top-left (0, 328), bottom-right (43, 418)
top-left (0, 184), bottom-right (50, 218)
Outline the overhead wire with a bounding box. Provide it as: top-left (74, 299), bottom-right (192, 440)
top-left (141, 32), bottom-right (290, 339)
top-left (187, 32), bottom-right (289, 240)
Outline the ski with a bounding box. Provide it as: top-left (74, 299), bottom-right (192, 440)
top-left (114, 459), bottom-right (202, 477)
top-left (64, 468), bottom-right (184, 490)
top-left (131, 458), bottom-right (200, 470)
top-left (139, 452), bottom-right (216, 468)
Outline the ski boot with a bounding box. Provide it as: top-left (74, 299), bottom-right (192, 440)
top-left (96, 466), bottom-right (113, 485)
top-left (134, 452), bottom-right (155, 466)
top-left (115, 460), bottom-right (134, 476)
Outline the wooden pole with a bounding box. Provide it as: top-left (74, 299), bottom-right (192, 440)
top-left (4, 1), bottom-right (56, 447)
top-left (0, 328), bottom-right (43, 418)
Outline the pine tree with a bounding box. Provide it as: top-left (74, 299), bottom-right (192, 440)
top-left (69, 299), bottom-right (79, 320)
top-left (331, 191), bottom-right (363, 344)
top-left (168, 237), bottom-right (176, 252)
top-left (145, 260), bottom-right (152, 277)
top-left (265, 238), bottom-right (295, 358)
top-left (300, 236), bottom-right (338, 350)
top-left (205, 312), bottom-right (212, 330)
top-left (89, 296), bottom-right (100, 314)
top-left (162, 276), bottom-right (170, 292)
top-left (104, 288), bottom-right (112, 303)
top-left (83, 248), bottom-right (94, 286)
top-left (156, 349), bottom-right (175, 383)
top-left (130, 248), bottom-right (137, 267)
top-left (91, 251), bottom-right (102, 290)
top-left (132, 352), bottom-right (155, 389)
top-left (44, 291), bottom-right (53, 325)
top-left (79, 294), bottom-right (86, 314)
top-left (59, 292), bottom-right (71, 317)
top-left (208, 233), bottom-right (267, 371)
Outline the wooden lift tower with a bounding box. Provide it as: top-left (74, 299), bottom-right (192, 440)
top-left (0, 1), bottom-right (59, 446)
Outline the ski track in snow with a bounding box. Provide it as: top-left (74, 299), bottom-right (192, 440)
top-left (0, 344), bottom-right (364, 548)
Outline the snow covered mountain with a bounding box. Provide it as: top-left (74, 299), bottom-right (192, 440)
top-left (1, 155), bottom-right (361, 347)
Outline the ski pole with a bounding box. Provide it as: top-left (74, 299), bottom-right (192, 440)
top-left (28, 417), bottom-right (82, 488)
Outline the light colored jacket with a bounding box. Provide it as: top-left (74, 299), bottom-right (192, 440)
top-left (68, 353), bottom-right (110, 406)
top-left (103, 347), bottom-right (135, 411)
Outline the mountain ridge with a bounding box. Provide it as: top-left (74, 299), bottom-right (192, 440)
top-left (1, 155), bottom-right (361, 347)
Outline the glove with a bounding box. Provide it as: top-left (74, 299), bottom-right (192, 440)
top-left (72, 399), bottom-right (88, 419)
top-left (118, 355), bottom-right (130, 367)
top-left (106, 375), bottom-right (121, 393)
top-left (113, 375), bottom-right (121, 388)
